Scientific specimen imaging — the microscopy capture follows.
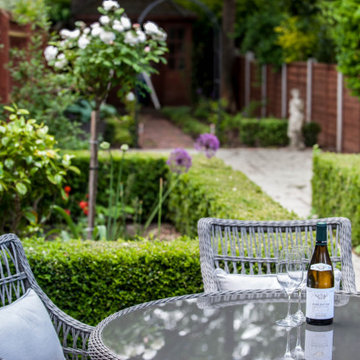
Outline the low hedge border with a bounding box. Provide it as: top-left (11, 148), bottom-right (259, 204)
top-left (312, 148), bottom-right (360, 246)
top-left (168, 155), bottom-right (296, 236)
top-left (24, 237), bottom-right (202, 326)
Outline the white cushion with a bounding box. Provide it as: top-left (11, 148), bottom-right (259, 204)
top-left (0, 289), bottom-right (65, 360)
top-left (214, 268), bottom-right (282, 290)
top-left (214, 268), bottom-right (342, 291)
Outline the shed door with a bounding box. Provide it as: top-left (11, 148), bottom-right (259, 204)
top-left (153, 23), bottom-right (192, 106)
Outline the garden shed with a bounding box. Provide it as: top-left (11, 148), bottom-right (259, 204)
top-left (71, 0), bottom-right (196, 106)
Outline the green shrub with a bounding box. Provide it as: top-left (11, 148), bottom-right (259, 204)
top-left (162, 106), bottom-right (209, 138)
top-left (239, 118), bottom-right (289, 147)
top-left (312, 148), bottom-right (360, 246)
top-left (104, 116), bottom-right (133, 147)
top-left (0, 106), bottom-right (78, 233)
top-left (239, 118), bottom-right (260, 146)
top-left (258, 118), bottom-right (288, 146)
top-left (23, 237), bottom-right (202, 326)
top-left (303, 122), bottom-right (321, 147)
top-left (168, 155), bottom-right (295, 236)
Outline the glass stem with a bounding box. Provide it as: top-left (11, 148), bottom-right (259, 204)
top-left (286, 293), bottom-right (291, 319)
top-left (296, 325), bottom-right (301, 349)
top-left (297, 288), bottom-right (301, 313)
top-left (285, 328), bottom-right (292, 356)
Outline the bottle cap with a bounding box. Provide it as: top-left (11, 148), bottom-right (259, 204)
top-left (316, 222), bottom-right (327, 244)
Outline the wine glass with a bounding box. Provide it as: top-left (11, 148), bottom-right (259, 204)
top-left (289, 246), bottom-right (310, 324)
top-left (276, 249), bottom-right (304, 327)
top-left (293, 325), bottom-right (305, 360)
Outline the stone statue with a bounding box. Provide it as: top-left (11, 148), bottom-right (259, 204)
top-left (288, 88), bottom-right (305, 149)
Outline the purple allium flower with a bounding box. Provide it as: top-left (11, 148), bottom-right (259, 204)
top-left (195, 133), bottom-right (220, 158)
top-left (166, 148), bottom-right (192, 174)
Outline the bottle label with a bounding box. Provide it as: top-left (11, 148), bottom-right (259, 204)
top-left (305, 329), bottom-right (333, 360)
top-left (310, 263), bottom-right (332, 271)
top-left (306, 287), bottom-right (335, 320)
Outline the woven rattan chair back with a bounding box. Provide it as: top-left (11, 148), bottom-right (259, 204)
top-left (0, 233), bottom-right (93, 359)
top-left (198, 217), bottom-right (356, 293)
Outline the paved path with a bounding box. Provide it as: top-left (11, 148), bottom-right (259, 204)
top-left (217, 147), bottom-right (360, 291)
top-left (138, 112), bottom-right (194, 149)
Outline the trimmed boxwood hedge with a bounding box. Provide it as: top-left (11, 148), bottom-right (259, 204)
top-left (168, 155), bottom-right (295, 236)
top-left (23, 237), bottom-right (202, 326)
top-left (312, 148), bottom-right (360, 246)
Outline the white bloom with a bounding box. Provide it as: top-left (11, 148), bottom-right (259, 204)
top-left (126, 92), bottom-right (135, 102)
top-left (99, 15), bottom-right (110, 25)
top-left (91, 26), bottom-right (104, 37)
top-left (112, 20), bottom-right (124, 32)
top-left (102, 0), bottom-right (119, 11)
top-left (99, 31), bottom-right (116, 44)
top-left (121, 144), bottom-right (129, 152)
top-left (91, 22), bottom-right (100, 28)
top-left (54, 53), bottom-right (67, 69)
top-left (143, 21), bottom-right (159, 36)
top-left (152, 29), bottom-right (167, 41)
top-left (124, 31), bottom-right (138, 45)
top-left (136, 30), bottom-right (146, 43)
top-left (78, 35), bottom-right (90, 49)
top-left (60, 28), bottom-right (80, 39)
top-left (60, 29), bottom-right (71, 39)
top-left (44, 45), bottom-right (58, 61)
top-left (83, 27), bottom-right (90, 35)
top-left (120, 15), bottom-right (131, 29)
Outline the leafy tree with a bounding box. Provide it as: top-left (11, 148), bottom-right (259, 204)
top-left (322, 0), bottom-right (360, 97)
top-left (46, 0), bottom-right (168, 238)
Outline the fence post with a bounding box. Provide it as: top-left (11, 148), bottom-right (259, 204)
top-left (244, 52), bottom-right (253, 110)
top-left (306, 58), bottom-right (313, 123)
top-left (261, 64), bottom-right (267, 117)
top-left (281, 63), bottom-right (287, 118)
top-left (336, 72), bottom-right (343, 153)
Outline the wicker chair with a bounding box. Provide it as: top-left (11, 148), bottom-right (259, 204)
top-left (198, 217), bottom-right (356, 293)
top-left (0, 233), bottom-right (93, 359)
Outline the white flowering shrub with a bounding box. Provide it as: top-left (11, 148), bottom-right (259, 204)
top-left (45, 0), bottom-right (168, 102)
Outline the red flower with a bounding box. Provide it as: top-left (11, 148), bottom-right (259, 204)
top-left (64, 209), bottom-right (71, 216)
top-left (79, 201), bottom-right (88, 209)
top-left (83, 208), bottom-right (89, 216)
top-left (64, 186), bottom-right (71, 193)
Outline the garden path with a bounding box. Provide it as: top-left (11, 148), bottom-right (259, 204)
top-left (138, 111), bottom-right (194, 149)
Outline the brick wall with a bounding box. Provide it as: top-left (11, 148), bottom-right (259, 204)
top-left (235, 55), bottom-right (360, 153)
top-left (0, 12), bottom-right (31, 104)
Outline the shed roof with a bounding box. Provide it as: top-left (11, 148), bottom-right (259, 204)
top-left (72, 0), bottom-right (195, 20)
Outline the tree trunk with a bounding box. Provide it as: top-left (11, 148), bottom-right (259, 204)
top-left (221, 0), bottom-right (237, 112)
top-left (87, 105), bottom-right (101, 240)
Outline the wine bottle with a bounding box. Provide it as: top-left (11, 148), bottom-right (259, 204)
top-left (306, 222), bottom-right (335, 325)
top-left (305, 323), bottom-right (334, 360)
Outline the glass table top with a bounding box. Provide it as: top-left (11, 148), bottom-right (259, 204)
top-left (101, 293), bottom-right (360, 360)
